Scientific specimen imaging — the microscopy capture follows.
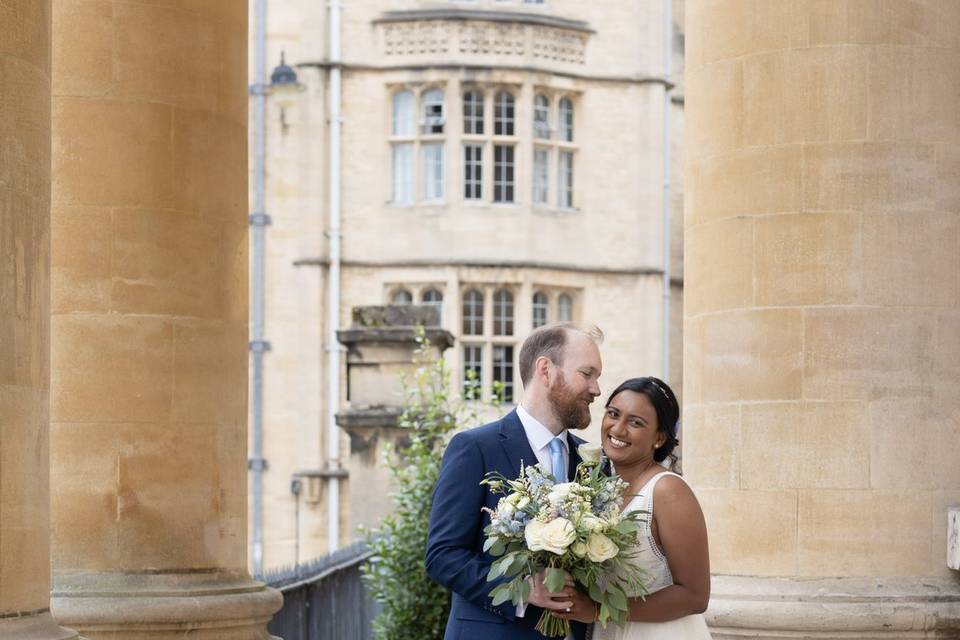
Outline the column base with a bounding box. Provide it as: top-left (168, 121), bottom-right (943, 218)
top-left (51, 572), bottom-right (282, 640)
top-left (707, 575), bottom-right (960, 639)
top-left (0, 611), bottom-right (82, 640)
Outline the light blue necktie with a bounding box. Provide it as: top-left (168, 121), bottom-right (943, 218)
top-left (548, 437), bottom-right (566, 481)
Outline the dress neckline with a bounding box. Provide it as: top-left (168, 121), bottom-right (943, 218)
top-left (622, 470), bottom-right (674, 511)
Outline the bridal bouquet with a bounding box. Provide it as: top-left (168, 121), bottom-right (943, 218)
top-left (481, 444), bottom-right (648, 637)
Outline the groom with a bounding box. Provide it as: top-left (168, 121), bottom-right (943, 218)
top-left (426, 323), bottom-right (603, 640)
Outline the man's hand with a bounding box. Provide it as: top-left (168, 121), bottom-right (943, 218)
top-left (526, 570), bottom-right (575, 611)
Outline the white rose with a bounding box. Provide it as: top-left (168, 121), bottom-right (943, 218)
top-left (571, 541), bottom-right (588, 558)
top-left (525, 519), bottom-right (547, 551)
top-left (498, 501), bottom-right (515, 519)
top-left (516, 496), bottom-right (530, 511)
top-left (578, 443), bottom-right (603, 464)
top-left (539, 518), bottom-right (577, 555)
top-left (580, 513), bottom-right (603, 532)
top-left (548, 482), bottom-right (576, 504)
top-left (586, 532), bottom-right (619, 563)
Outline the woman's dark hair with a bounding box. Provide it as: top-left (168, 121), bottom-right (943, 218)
top-left (605, 377), bottom-right (681, 471)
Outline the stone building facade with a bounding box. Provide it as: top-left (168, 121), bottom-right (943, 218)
top-left (251, 0), bottom-right (686, 569)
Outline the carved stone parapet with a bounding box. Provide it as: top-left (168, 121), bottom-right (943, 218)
top-left (51, 572), bottom-right (282, 640)
top-left (374, 9), bottom-right (592, 66)
top-left (706, 576), bottom-right (960, 640)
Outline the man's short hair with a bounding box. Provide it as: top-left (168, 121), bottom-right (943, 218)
top-left (518, 322), bottom-right (603, 387)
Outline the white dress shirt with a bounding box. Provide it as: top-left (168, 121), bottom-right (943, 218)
top-left (517, 403), bottom-right (569, 480)
top-left (514, 404), bottom-right (575, 639)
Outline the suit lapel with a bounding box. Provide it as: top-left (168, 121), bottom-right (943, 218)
top-left (498, 410), bottom-right (539, 479)
top-left (566, 433), bottom-right (584, 482)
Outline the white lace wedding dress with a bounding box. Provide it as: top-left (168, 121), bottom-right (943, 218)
top-left (593, 472), bottom-right (712, 640)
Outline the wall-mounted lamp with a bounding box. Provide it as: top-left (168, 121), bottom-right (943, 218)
top-left (270, 51), bottom-right (304, 134)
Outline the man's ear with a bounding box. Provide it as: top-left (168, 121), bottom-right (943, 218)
top-left (535, 355), bottom-right (552, 382)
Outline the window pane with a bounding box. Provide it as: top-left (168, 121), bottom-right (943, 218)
top-left (493, 345), bottom-right (514, 404)
top-left (559, 97), bottom-right (574, 142)
top-left (558, 293), bottom-right (573, 321)
top-left (422, 288), bottom-right (443, 324)
top-left (464, 144), bottom-right (483, 200)
top-left (422, 89), bottom-right (445, 134)
top-left (493, 289), bottom-right (514, 336)
top-left (392, 288), bottom-right (413, 304)
top-left (494, 145), bottom-right (515, 203)
top-left (463, 90), bottom-right (484, 135)
top-left (392, 143), bottom-right (414, 205)
top-left (533, 147), bottom-right (549, 204)
top-left (532, 292), bottom-right (549, 328)
top-left (462, 289), bottom-right (484, 335)
top-left (421, 143), bottom-right (444, 200)
top-left (558, 151), bottom-right (573, 208)
top-left (534, 94), bottom-right (550, 139)
top-left (494, 91), bottom-right (515, 136)
top-left (392, 90), bottom-right (415, 136)
top-left (463, 344), bottom-right (484, 400)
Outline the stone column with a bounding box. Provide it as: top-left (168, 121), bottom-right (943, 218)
top-left (49, 2), bottom-right (281, 638)
top-left (684, 1), bottom-right (960, 637)
top-left (0, 2), bottom-right (78, 639)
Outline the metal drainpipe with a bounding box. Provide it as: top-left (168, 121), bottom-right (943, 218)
top-left (326, 0), bottom-right (343, 552)
top-left (249, 0), bottom-right (270, 578)
top-left (660, 0), bottom-right (673, 384)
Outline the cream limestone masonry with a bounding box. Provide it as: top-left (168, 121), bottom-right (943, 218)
top-left (252, 0), bottom-right (685, 567)
top-left (0, 2), bottom-right (80, 639)
top-left (685, 0), bottom-right (960, 637)
top-left (48, 1), bottom-right (280, 639)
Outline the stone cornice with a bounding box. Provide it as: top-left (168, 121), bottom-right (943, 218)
top-left (294, 257), bottom-right (685, 286)
top-left (372, 8), bottom-right (595, 34)
top-left (298, 60), bottom-right (673, 88)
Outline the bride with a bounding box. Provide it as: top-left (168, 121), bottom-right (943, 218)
top-left (560, 377), bottom-right (712, 640)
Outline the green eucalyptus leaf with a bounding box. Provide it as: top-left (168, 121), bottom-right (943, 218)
top-left (544, 568), bottom-right (567, 594)
top-left (490, 584), bottom-right (512, 606)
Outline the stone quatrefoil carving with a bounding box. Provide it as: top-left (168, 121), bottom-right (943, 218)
top-left (382, 21), bottom-right (587, 64)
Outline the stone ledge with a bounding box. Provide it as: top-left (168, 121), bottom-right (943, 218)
top-left (336, 407), bottom-right (403, 430)
top-left (337, 327), bottom-right (454, 350)
top-left (0, 612), bottom-right (80, 640)
top-left (707, 575), bottom-right (960, 639)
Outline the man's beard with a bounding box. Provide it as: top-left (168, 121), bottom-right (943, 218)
top-left (548, 371), bottom-right (592, 431)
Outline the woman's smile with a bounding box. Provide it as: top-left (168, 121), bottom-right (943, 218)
top-left (607, 434), bottom-right (630, 449)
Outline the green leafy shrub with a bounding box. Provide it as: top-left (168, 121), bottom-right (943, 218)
top-left (361, 329), bottom-right (480, 640)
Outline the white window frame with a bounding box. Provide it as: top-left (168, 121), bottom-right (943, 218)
top-left (557, 292), bottom-right (574, 322)
top-left (532, 291), bottom-right (549, 328)
top-left (530, 92), bottom-right (578, 209)
top-left (391, 288), bottom-right (413, 305)
top-left (458, 285), bottom-right (518, 405)
top-left (534, 94), bottom-right (551, 140)
top-left (494, 90), bottom-right (515, 137)
top-left (464, 143), bottom-right (484, 201)
top-left (558, 150), bottom-right (574, 209)
top-left (389, 87), bottom-right (448, 205)
top-left (494, 144), bottom-right (515, 203)
top-left (421, 142), bottom-right (445, 201)
top-left (533, 146), bottom-right (549, 205)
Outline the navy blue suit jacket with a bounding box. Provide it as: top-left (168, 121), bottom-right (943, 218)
top-left (425, 409), bottom-right (590, 640)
